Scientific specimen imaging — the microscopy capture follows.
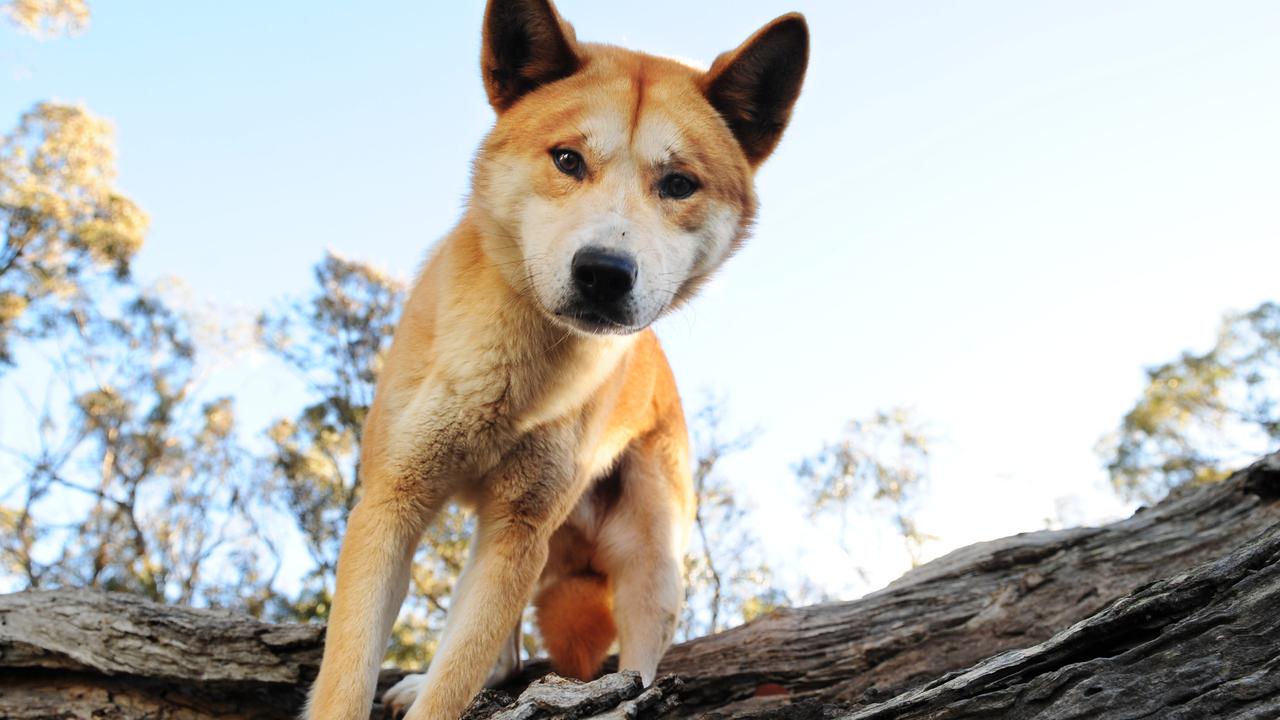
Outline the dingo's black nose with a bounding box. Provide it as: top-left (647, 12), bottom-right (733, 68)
top-left (572, 248), bottom-right (636, 305)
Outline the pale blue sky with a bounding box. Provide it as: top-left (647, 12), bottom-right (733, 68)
top-left (3, 1), bottom-right (1279, 594)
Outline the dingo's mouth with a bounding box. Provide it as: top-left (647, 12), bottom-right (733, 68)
top-left (554, 307), bottom-right (643, 336)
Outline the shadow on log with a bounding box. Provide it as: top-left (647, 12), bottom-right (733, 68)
top-left (2, 453), bottom-right (1278, 719)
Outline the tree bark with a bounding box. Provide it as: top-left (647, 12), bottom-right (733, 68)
top-left (835, 517), bottom-right (1280, 720)
top-left (2, 453), bottom-right (1277, 719)
top-left (0, 589), bottom-right (322, 719)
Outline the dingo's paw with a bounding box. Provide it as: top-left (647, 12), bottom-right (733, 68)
top-left (380, 673), bottom-right (425, 718)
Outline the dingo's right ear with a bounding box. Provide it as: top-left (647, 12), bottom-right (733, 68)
top-left (481, 0), bottom-right (580, 112)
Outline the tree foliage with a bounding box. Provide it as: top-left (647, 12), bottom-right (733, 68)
top-left (259, 254), bottom-right (402, 589)
top-left (2, 0), bottom-right (89, 38)
top-left (0, 2), bottom-right (281, 611)
top-left (0, 102), bottom-right (146, 366)
top-left (0, 87), bottom-right (278, 609)
top-left (0, 287), bottom-right (277, 610)
top-left (797, 408), bottom-right (933, 567)
top-left (1102, 301), bottom-right (1280, 503)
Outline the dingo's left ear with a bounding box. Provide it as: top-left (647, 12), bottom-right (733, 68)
top-left (703, 13), bottom-right (809, 166)
top-left (482, 0), bottom-right (580, 112)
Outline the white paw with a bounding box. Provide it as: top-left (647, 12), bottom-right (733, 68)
top-left (381, 673), bottom-right (425, 718)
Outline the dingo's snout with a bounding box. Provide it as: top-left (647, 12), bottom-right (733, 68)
top-left (572, 247), bottom-right (636, 305)
top-left (564, 246), bottom-right (639, 331)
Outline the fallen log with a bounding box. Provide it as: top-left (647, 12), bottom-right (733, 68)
top-left (1, 453), bottom-right (1276, 719)
top-left (0, 589), bottom-right (321, 719)
top-left (837, 517), bottom-right (1280, 719)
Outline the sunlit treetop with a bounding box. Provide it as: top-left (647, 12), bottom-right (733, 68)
top-left (1102, 302), bottom-right (1280, 504)
top-left (0, 102), bottom-right (147, 364)
top-left (2, 0), bottom-right (89, 38)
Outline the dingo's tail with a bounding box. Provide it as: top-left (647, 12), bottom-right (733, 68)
top-left (535, 573), bottom-right (616, 681)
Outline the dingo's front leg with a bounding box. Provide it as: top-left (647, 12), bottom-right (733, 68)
top-left (304, 488), bottom-right (437, 720)
top-left (401, 435), bottom-right (581, 720)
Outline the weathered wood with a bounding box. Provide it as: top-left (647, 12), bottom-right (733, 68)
top-left (836, 519), bottom-right (1280, 720)
top-left (0, 589), bottom-right (322, 718)
top-left (1, 453), bottom-right (1276, 719)
top-left (454, 673), bottom-right (683, 720)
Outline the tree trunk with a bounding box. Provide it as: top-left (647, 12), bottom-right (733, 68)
top-left (2, 453), bottom-right (1277, 719)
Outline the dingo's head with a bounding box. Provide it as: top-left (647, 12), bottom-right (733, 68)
top-left (472, 0), bottom-right (808, 335)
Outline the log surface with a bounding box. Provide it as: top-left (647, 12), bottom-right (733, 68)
top-left (840, 518), bottom-right (1280, 720)
top-left (0, 590), bottom-right (322, 719)
top-left (2, 453), bottom-right (1277, 719)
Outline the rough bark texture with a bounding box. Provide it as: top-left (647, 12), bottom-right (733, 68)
top-left (836, 518), bottom-right (1280, 720)
top-left (0, 589), bottom-right (322, 719)
top-left (2, 453), bottom-right (1277, 719)
top-left (457, 673), bottom-right (683, 720)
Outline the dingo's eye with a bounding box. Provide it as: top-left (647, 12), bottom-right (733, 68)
top-left (659, 173), bottom-right (698, 200)
top-left (551, 149), bottom-right (585, 179)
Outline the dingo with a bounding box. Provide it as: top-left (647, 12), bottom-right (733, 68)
top-left (305, 1), bottom-right (807, 717)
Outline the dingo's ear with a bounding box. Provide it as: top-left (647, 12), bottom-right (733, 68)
top-left (703, 13), bottom-right (809, 166)
top-left (482, 0), bottom-right (580, 112)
